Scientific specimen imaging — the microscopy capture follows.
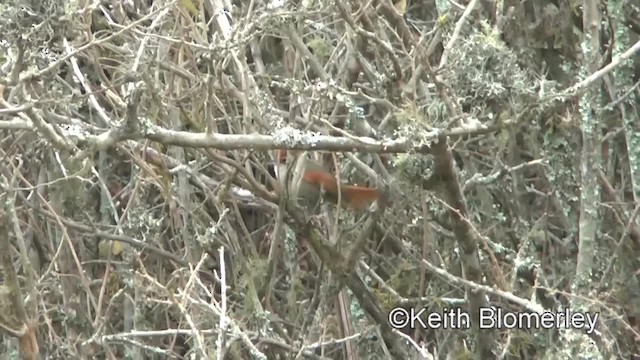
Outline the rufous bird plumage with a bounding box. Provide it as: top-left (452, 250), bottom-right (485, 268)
top-left (275, 150), bottom-right (379, 210)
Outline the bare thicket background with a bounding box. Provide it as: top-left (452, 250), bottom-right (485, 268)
top-left (0, 0), bottom-right (639, 359)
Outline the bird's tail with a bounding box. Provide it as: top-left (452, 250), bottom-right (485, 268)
top-left (341, 186), bottom-right (379, 210)
top-left (301, 170), bottom-right (379, 210)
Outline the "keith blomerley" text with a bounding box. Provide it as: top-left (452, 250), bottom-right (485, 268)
top-left (388, 307), bottom-right (598, 334)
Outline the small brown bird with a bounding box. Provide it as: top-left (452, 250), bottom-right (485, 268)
top-left (275, 150), bottom-right (379, 210)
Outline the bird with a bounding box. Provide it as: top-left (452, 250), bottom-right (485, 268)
top-left (274, 150), bottom-right (379, 210)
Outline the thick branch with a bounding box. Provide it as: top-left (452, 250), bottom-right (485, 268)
top-left (426, 134), bottom-right (494, 358)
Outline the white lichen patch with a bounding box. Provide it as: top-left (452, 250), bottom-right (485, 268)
top-left (272, 126), bottom-right (321, 148)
